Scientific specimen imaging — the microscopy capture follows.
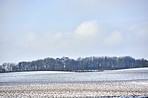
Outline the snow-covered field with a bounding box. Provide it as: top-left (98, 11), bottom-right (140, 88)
top-left (0, 67), bottom-right (148, 97)
top-left (0, 67), bottom-right (148, 85)
top-left (0, 81), bottom-right (148, 97)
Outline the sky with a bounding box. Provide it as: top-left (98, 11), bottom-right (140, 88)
top-left (0, 0), bottom-right (148, 64)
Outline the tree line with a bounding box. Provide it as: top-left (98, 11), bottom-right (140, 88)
top-left (0, 56), bottom-right (148, 73)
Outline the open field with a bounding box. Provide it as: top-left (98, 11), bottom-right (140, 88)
top-left (1, 67), bottom-right (148, 85)
top-left (0, 81), bottom-right (148, 97)
top-left (0, 68), bottom-right (148, 97)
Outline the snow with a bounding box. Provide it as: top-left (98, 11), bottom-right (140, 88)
top-left (0, 67), bottom-right (148, 85)
top-left (0, 81), bottom-right (148, 97)
top-left (0, 67), bottom-right (148, 97)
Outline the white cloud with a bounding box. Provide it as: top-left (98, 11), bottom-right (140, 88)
top-left (129, 21), bottom-right (148, 43)
top-left (25, 20), bottom-right (100, 52)
top-left (25, 32), bottom-right (65, 51)
top-left (123, 21), bottom-right (148, 59)
top-left (74, 20), bottom-right (99, 38)
top-left (1, 20), bottom-right (148, 64)
top-left (135, 28), bottom-right (148, 39)
top-left (104, 31), bottom-right (123, 46)
top-left (135, 22), bottom-right (148, 40)
top-left (71, 20), bottom-right (100, 50)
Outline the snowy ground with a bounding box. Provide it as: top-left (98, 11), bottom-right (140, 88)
top-left (0, 67), bottom-right (148, 97)
top-left (0, 67), bottom-right (148, 85)
top-left (0, 81), bottom-right (148, 97)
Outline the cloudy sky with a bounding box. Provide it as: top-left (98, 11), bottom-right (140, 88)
top-left (0, 0), bottom-right (148, 64)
